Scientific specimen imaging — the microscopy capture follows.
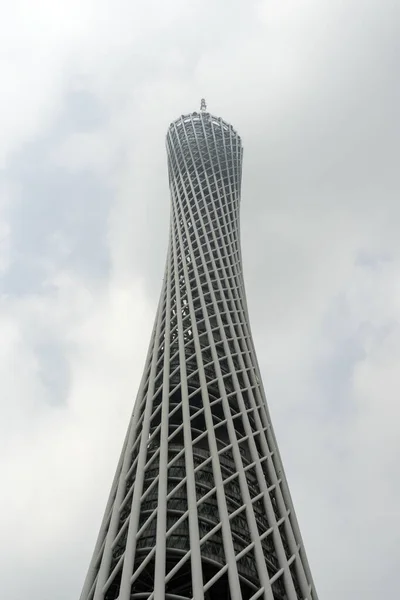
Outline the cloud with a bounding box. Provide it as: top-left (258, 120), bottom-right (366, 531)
top-left (0, 271), bottom-right (153, 599)
top-left (0, 0), bottom-right (399, 599)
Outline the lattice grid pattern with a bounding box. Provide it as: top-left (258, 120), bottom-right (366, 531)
top-left (79, 111), bottom-right (318, 600)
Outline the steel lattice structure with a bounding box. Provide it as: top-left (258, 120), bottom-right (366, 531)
top-left (80, 107), bottom-right (318, 600)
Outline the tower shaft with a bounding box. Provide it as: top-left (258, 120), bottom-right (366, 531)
top-left (80, 111), bottom-right (318, 600)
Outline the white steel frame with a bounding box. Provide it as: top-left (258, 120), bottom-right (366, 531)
top-left (79, 110), bottom-right (318, 600)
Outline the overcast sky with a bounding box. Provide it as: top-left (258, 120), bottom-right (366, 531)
top-left (0, 1), bottom-right (399, 598)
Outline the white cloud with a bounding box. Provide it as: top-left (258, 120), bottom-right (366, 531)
top-left (0, 0), bottom-right (399, 598)
top-left (0, 271), bottom-right (153, 598)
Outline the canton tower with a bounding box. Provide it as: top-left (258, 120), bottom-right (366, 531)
top-left (80, 102), bottom-right (318, 600)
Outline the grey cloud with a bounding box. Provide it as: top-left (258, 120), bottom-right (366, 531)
top-left (3, 98), bottom-right (111, 296)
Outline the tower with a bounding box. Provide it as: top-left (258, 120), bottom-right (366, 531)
top-left (80, 106), bottom-right (318, 600)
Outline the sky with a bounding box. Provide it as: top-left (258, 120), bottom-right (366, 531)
top-left (0, 0), bottom-right (399, 598)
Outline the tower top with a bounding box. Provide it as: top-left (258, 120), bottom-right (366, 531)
top-left (200, 98), bottom-right (207, 112)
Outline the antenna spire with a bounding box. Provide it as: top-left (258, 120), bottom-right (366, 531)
top-left (200, 98), bottom-right (207, 112)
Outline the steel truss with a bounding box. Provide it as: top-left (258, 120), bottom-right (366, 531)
top-left (79, 110), bottom-right (319, 600)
